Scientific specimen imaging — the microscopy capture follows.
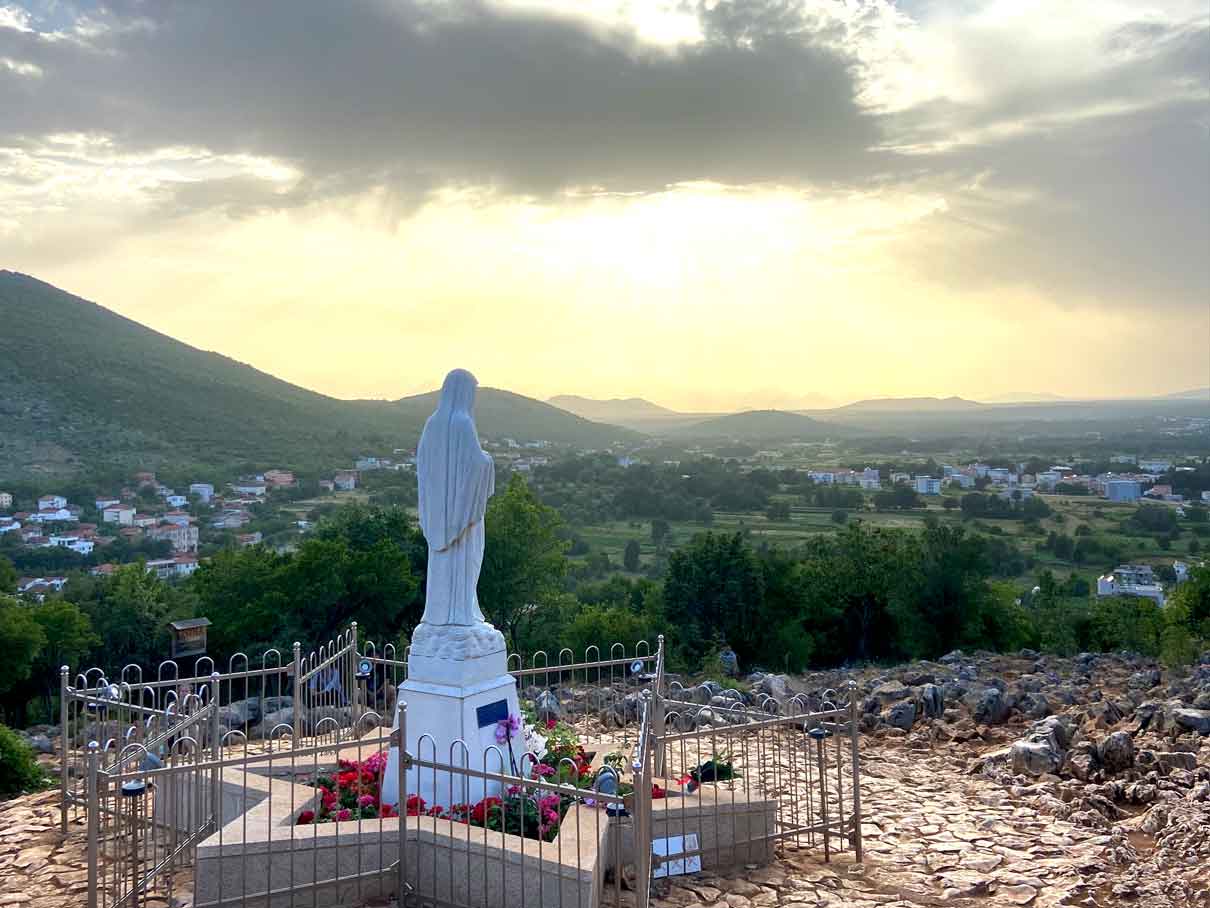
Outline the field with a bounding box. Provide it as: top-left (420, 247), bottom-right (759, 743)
top-left (569, 493), bottom-right (1197, 587)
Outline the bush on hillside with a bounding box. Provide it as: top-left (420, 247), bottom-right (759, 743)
top-left (0, 724), bottom-right (44, 799)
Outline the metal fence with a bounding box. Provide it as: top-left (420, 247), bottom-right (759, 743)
top-left (65, 628), bottom-right (862, 908)
top-left (648, 689), bottom-right (863, 871)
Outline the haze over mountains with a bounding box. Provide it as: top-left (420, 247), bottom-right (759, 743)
top-left (546, 395), bottom-right (682, 424)
top-left (1, 272), bottom-right (1206, 479)
top-left (829, 396), bottom-right (983, 413)
top-left (0, 272), bottom-right (633, 477)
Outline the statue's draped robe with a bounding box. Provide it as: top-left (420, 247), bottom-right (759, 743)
top-left (416, 370), bottom-right (495, 626)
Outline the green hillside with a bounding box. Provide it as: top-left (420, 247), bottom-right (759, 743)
top-left (0, 272), bottom-right (636, 478)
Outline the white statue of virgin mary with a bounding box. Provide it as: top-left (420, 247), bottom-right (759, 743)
top-left (416, 368), bottom-right (495, 627)
top-left (383, 368), bottom-right (518, 810)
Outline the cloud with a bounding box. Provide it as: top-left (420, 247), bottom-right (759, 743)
top-left (0, 0), bottom-right (1206, 320)
top-left (878, 8), bottom-right (1210, 311)
top-left (0, 0), bottom-right (880, 204)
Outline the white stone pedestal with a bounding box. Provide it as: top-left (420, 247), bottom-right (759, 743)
top-left (381, 622), bottom-right (522, 811)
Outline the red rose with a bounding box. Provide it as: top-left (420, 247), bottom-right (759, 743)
top-left (297, 810), bottom-right (315, 824)
top-left (470, 796), bottom-right (501, 825)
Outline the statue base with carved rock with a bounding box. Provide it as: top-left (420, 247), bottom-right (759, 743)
top-left (380, 620), bottom-right (523, 809)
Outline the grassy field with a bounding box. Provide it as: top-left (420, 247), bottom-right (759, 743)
top-left (278, 489), bottom-right (373, 518)
top-left (570, 494), bottom-right (1197, 588)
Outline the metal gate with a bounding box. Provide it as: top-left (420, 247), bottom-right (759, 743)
top-left (644, 684), bottom-right (863, 881)
top-left (85, 696), bottom-right (220, 908)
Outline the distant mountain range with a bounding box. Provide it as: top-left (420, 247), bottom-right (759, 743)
top-left (400, 389), bottom-right (637, 447)
top-left (547, 395), bottom-right (679, 423)
top-left (0, 272), bottom-right (634, 478)
top-left (980, 391), bottom-right (1067, 403)
top-left (831, 396), bottom-right (983, 413)
top-left (668, 409), bottom-right (836, 441)
top-left (2, 271), bottom-right (1204, 481)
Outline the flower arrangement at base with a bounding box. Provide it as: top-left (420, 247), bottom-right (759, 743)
top-left (297, 752), bottom-right (573, 840)
top-left (298, 753), bottom-right (396, 824)
top-left (297, 710), bottom-right (649, 835)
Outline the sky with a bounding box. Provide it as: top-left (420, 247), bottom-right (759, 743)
top-left (1, 0), bottom-right (1207, 411)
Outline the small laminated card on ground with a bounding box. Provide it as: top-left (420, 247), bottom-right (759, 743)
top-left (652, 834), bottom-right (702, 878)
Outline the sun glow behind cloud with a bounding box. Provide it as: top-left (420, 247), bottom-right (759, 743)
top-left (1, 0), bottom-right (1206, 407)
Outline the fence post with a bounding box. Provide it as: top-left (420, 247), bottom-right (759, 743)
top-left (396, 700), bottom-right (408, 905)
top-left (653, 636), bottom-right (666, 778)
top-left (60, 665), bottom-right (70, 834)
top-left (848, 681), bottom-right (863, 864)
top-left (349, 621), bottom-right (360, 734)
top-left (292, 642), bottom-right (302, 744)
top-left (208, 672), bottom-right (222, 832)
top-left (86, 741), bottom-right (99, 908)
top-left (632, 749), bottom-right (651, 908)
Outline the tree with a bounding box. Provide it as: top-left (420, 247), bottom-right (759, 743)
top-left (663, 533), bottom-right (765, 667)
top-left (651, 519), bottom-right (670, 547)
top-left (1190, 537), bottom-right (1202, 555)
top-left (0, 556), bottom-right (16, 594)
top-left (1168, 563), bottom-right (1210, 639)
top-left (1, 599), bottom-right (98, 726)
top-left (0, 724), bottom-right (44, 798)
top-left (1052, 533), bottom-right (1075, 560)
top-left (564, 579), bottom-right (664, 659)
top-left (73, 564), bottom-right (184, 670)
top-left (478, 475), bottom-right (568, 652)
top-left (795, 524), bottom-right (900, 663)
top-left (1028, 571), bottom-right (1089, 656)
top-left (942, 497), bottom-right (958, 511)
top-left (1159, 600), bottom-right (1200, 667)
top-left (1022, 497), bottom-right (1052, 520)
top-left (831, 509), bottom-right (848, 524)
top-left (31, 600), bottom-right (97, 694)
top-left (765, 501), bottom-right (791, 521)
top-left (0, 595), bottom-right (45, 722)
top-left (874, 486), bottom-right (920, 511)
top-left (1131, 504), bottom-right (1178, 534)
top-left (623, 539), bottom-right (641, 573)
top-left (191, 504), bottom-right (423, 656)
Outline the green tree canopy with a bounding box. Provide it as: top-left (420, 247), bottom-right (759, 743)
top-left (478, 475), bottom-right (568, 652)
top-left (190, 504), bottom-right (422, 657)
top-left (623, 539), bottom-right (641, 573)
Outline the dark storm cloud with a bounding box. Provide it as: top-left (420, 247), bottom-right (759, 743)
top-left (0, 0), bottom-right (879, 201)
top-left (1, 0), bottom-right (1207, 315)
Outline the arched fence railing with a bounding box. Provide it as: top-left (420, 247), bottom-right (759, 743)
top-left (64, 627), bottom-right (862, 908)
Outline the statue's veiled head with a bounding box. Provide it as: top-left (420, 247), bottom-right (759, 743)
top-left (439, 368), bottom-right (478, 415)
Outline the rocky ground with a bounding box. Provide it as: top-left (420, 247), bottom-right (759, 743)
top-left (3, 651), bottom-right (1208, 907)
top-left (649, 649), bottom-right (1210, 908)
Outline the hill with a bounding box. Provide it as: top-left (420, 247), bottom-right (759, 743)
top-left (547, 395), bottom-right (678, 423)
top-left (396, 389), bottom-right (639, 447)
top-left (834, 396), bottom-right (983, 412)
top-left (1161, 388), bottom-right (1210, 401)
top-left (981, 391), bottom-right (1067, 403)
top-left (670, 409), bottom-right (835, 441)
top-left (0, 272), bottom-right (635, 478)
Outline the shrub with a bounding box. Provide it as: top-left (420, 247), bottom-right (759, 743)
top-left (0, 724), bottom-right (44, 799)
